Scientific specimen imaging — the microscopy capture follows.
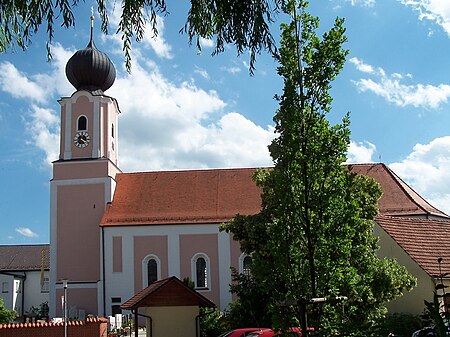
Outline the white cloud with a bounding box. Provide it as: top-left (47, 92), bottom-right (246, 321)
top-left (25, 105), bottom-right (60, 169)
top-left (348, 0), bottom-right (375, 7)
top-left (221, 66), bottom-right (242, 74)
top-left (194, 66), bottom-right (209, 79)
top-left (108, 58), bottom-right (274, 171)
top-left (0, 44), bottom-right (74, 105)
top-left (389, 136), bottom-right (450, 214)
top-left (349, 57), bottom-right (374, 73)
top-left (0, 62), bottom-right (49, 103)
top-left (401, 1), bottom-right (450, 37)
top-left (16, 227), bottom-right (38, 238)
top-left (346, 141), bottom-right (376, 163)
top-left (350, 57), bottom-right (450, 109)
top-left (199, 37), bottom-right (215, 49)
top-left (142, 15), bottom-right (173, 59)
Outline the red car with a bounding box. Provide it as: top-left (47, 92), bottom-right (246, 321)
top-left (219, 328), bottom-right (269, 337)
top-left (247, 327), bottom-right (314, 337)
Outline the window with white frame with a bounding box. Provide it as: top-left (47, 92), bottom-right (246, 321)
top-left (41, 277), bottom-right (50, 293)
top-left (142, 255), bottom-right (161, 287)
top-left (1, 282), bottom-right (8, 293)
top-left (14, 280), bottom-right (21, 293)
top-left (239, 253), bottom-right (253, 276)
top-left (191, 253), bottom-right (210, 290)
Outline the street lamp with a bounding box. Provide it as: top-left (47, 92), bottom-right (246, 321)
top-left (62, 279), bottom-right (68, 337)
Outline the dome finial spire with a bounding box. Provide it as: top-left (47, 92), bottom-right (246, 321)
top-left (89, 6), bottom-right (94, 45)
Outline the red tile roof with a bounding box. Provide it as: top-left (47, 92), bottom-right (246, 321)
top-left (376, 215), bottom-right (450, 277)
top-left (0, 245), bottom-right (49, 271)
top-left (101, 164), bottom-right (448, 227)
top-left (349, 163), bottom-right (448, 218)
top-left (101, 168), bottom-right (262, 226)
top-left (121, 276), bottom-right (215, 309)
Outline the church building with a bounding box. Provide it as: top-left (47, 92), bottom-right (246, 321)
top-left (49, 25), bottom-right (450, 319)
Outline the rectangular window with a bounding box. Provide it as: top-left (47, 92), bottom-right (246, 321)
top-left (111, 305), bottom-right (121, 316)
top-left (111, 297), bottom-right (122, 303)
top-left (41, 277), bottom-right (49, 293)
top-left (1, 282), bottom-right (8, 293)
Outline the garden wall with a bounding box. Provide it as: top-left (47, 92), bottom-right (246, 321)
top-left (0, 317), bottom-right (108, 337)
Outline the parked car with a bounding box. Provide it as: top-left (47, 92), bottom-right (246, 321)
top-left (219, 328), bottom-right (269, 337)
top-left (247, 327), bottom-right (314, 337)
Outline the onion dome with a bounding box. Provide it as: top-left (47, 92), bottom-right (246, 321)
top-left (65, 17), bottom-right (116, 93)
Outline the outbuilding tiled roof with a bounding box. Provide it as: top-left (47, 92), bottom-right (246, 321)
top-left (121, 276), bottom-right (215, 309)
top-left (0, 244), bottom-right (49, 271)
top-left (376, 215), bottom-right (450, 277)
top-left (101, 164), bottom-right (448, 227)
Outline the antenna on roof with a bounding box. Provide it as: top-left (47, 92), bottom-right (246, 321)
top-left (378, 155), bottom-right (382, 163)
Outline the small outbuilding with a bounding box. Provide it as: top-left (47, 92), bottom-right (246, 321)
top-left (121, 276), bottom-right (215, 337)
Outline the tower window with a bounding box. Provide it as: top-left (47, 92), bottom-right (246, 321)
top-left (112, 124), bottom-right (115, 138)
top-left (77, 116), bottom-right (87, 131)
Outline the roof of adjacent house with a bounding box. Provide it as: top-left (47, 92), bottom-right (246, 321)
top-left (376, 215), bottom-right (450, 277)
top-left (0, 244), bottom-right (49, 271)
top-left (349, 163), bottom-right (448, 218)
top-left (101, 163), bottom-right (448, 227)
top-left (121, 276), bottom-right (215, 309)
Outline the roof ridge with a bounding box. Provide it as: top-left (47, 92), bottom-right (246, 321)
top-left (119, 167), bottom-right (261, 176)
top-left (376, 214), bottom-right (450, 223)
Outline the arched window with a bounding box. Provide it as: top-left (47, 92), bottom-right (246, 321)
top-left (239, 253), bottom-right (253, 276)
top-left (147, 259), bottom-right (158, 285)
top-left (142, 255), bottom-right (161, 288)
top-left (243, 256), bottom-right (252, 276)
top-left (191, 253), bottom-right (210, 290)
top-left (111, 124), bottom-right (115, 138)
top-left (77, 116), bottom-right (87, 131)
top-left (196, 257), bottom-right (207, 288)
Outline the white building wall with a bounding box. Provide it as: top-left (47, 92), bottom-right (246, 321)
top-left (103, 223), bottom-right (234, 315)
top-left (0, 274), bottom-right (14, 311)
top-left (23, 271), bottom-right (49, 314)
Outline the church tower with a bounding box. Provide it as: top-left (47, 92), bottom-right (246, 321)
top-left (49, 17), bottom-right (121, 318)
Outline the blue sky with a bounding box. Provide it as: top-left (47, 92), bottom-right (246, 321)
top-left (1, 0), bottom-right (450, 244)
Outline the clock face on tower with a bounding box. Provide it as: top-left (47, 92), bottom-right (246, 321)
top-left (73, 131), bottom-right (91, 148)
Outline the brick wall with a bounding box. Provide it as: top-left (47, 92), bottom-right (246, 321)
top-left (0, 317), bottom-right (108, 337)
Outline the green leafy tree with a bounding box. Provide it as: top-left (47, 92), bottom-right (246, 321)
top-left (199, 307), bottom-right (227, 337)
top-left (0, 0), bottom-right (280, 72)
top-left (0, 298), bottom-right (16, 324)
top-left (225, 269), bottom-right (272, 329)
top-left (222, 1), bottom-right (415, 335)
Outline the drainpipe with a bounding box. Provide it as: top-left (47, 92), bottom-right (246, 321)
top-left (21, 272), bottom-right (26, 317)
top-left (132, 309), bottom-right (152, 337)
top-left (102, 226), bottom-right (106, 317)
